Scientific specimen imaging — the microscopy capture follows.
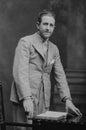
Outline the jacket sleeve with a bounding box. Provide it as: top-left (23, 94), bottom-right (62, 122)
top-left (53, 46), bottom-right (72, 102)
top-left (13, 38), bottom-right (32, 101)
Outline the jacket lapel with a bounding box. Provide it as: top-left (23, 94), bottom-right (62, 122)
top-left (32, 33), bottom-right (54, 65)
top-left (47, 42), bottom-right (54, 65)
top-left (32, 33), bottom-right (45, 61)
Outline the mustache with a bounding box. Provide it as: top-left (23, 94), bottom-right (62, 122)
top-left (44, 31), bottom-right (51, 33)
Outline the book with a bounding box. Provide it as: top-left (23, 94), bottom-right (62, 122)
top-left (36, 111), bottom-right (67, 121)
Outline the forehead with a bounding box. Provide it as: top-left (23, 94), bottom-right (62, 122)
top-left (41, 15), bottom-right (55, 24)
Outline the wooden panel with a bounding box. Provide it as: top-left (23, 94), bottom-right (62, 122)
top-left (51, 70), bottom-right (86, 113)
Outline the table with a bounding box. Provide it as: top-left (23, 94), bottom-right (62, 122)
top-left (33, 113), bottom-right (86, 130)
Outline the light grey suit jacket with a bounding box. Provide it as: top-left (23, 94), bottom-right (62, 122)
top-left (10, 32), bottom-right (71, 107)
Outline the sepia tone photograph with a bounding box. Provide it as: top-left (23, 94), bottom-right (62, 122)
top-left (0, 0), bottom-right (86, 130)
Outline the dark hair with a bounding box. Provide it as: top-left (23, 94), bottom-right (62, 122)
top-left (37, 10), bottom-right (56, 24)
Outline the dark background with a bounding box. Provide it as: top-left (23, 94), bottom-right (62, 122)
top-left (0, 0), bottom-right (86, 123)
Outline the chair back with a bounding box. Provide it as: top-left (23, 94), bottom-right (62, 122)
top-left (0, 82), bottom-right (6, 130)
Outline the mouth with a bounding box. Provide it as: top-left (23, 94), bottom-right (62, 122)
top-left (44, 32), bottom-right (51, 35)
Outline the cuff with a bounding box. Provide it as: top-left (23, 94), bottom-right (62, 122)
top-left (23, 96), bottom-right (33, 100)
top-left (62, 96), bottom-right (72, 103)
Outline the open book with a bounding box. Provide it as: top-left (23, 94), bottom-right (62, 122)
top-left (36, 111), bottom-right (67, 120)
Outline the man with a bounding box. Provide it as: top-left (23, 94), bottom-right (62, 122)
top-left (10, 10), bottom-right (82, 129)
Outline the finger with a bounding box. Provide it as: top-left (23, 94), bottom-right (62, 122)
top-left (29, 109), bottom-right (33, 118)
top-left (70, 109), bottom-right (81, 116)
top-left (29, 104), bottom-right (33, 117)
top-left (67, 108), bottom-right (78, 116)
top-left (75, 109), bottom-right (82, 116)
top-left (27, 111), bottom-right (33, 119)
top-left (66, 107), bottom-right (68, 112)
top-left (25, 107), bottom-right (31, 116)
top-left (26, 107), bottom-right (33, 118)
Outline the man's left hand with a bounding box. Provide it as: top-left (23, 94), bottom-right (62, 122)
top-left (65, 99), bottom-right (82, 116)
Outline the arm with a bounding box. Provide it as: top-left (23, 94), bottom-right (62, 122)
top-left (53, 46), bottom-right (82, 116)
top-left (13, 38), bottom-right (33, 117)
top-left (53, 47), bottom-right (71, 101)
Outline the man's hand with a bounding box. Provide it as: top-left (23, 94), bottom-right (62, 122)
top-left (23, 98), bottom-right (33, 118)
top-left (65, 99), bottom-right (82, 116)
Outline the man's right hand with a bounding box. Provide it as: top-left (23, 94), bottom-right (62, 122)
top-left (23, 98), bottom-right (33, 118)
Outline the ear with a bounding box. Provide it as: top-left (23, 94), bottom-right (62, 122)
top-left (36, 22), bottom-right (40, 30)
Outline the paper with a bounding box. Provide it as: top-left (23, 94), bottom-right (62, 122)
top-left (37, 111), bottom-right (67, 118)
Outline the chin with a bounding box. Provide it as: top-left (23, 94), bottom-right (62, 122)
top-left (44, 35), bottom-right (51, 39)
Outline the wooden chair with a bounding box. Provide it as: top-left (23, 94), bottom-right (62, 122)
top-left (0, 81), bottom-right (34, 130)
top-left (0, 82), bottom-right (6, 130)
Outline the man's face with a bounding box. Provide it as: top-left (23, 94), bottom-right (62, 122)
top-left (37, 15), bottom-right (55, 40)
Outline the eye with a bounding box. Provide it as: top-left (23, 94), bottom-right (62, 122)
top-left (50, 24), bottom-right (54, 27)
top-left (43, 23), bottom-right (48, 25)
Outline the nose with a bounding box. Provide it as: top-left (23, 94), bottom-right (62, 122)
top-left (46, 25), bottom-right (50, 30)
